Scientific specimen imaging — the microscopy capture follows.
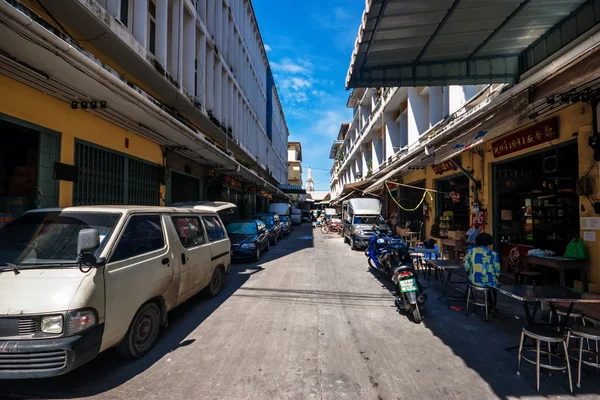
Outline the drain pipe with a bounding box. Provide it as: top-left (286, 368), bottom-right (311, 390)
top-left (450, 159), bottom-right (480, 203)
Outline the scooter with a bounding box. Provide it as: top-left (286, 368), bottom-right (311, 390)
top-left (393, 263), bottom-right (427, 323)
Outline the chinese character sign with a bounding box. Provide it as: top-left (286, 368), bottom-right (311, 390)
top-left (432, 159), bottom-right (459, 175)
top-left (492, 118), bottom-right (558, 158)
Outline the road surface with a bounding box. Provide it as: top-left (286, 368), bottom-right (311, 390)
top-left (2, 224), bottom-right (599, 399)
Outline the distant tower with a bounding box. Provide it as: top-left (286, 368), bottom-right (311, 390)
top-left (306, 167), bottom-right (315, 191)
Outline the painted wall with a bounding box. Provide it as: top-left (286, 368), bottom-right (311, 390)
top-left (400, 103), bottom-right (599, 292)
top-left (0, 75), bottom-right (164, 207)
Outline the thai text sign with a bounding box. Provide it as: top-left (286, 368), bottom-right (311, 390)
top-left (492, 118), bottom-right (558, 158)
top-left (432, 159), bottom-right (458, 175)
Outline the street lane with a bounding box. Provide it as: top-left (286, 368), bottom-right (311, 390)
top-left (2, 224), bottom-right (598, 400)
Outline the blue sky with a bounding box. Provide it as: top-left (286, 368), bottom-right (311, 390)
top-left (252, 0), bottom-right (365, 191)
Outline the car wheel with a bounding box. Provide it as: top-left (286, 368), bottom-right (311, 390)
top-left (350, 237), bottom-right (357, 251)
top-left (266, 240), bottom-right (270, 252)
top-left (254, 246), bottom-right (261, 262)
top-left (206, 266), bottom-right (223, 297)
top-left (116, 302), bottom-right (161, 359)
top-left (273, 234), bottom-right (278, 245)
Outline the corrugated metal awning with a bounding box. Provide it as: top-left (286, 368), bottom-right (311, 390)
top-left (347, 0), bottom-right (598, 88)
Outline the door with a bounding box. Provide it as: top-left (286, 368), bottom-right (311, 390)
top-left (202, 215), bottom-right (230, 274)
top-left (102, 214), bottom-right (174, 350)
top-left (170, 215), bottom-right (211, 304)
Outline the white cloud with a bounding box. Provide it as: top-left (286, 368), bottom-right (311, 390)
top-left (264, 44), bottom-right (272, 52)
top-left (271, 58), bottom-right (312, 75)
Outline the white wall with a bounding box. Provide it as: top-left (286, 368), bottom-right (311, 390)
top-left (100, 0), bottom-right (289, 184)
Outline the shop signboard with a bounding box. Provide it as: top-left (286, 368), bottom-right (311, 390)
top-left (432, 158), bottom-right (459, 175)
top-left (492, 118), bottom-right (558, 158)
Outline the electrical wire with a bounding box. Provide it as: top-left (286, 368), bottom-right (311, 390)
top-left (386, 183), bottom-right (432, 212)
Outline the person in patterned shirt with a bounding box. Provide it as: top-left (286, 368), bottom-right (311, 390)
top-left (463, 233), bottom-right (500, 288)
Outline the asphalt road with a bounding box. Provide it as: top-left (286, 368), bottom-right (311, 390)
top-left (2, 224), bottom-right (599, 400)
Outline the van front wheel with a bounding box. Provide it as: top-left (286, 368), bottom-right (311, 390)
top-left (116, 302), bottom-right (161, 359)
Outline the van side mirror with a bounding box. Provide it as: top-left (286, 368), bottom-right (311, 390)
top-left (77, 229), bottom-right (100, 266)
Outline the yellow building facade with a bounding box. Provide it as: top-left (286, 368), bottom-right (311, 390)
top-left (0, 74), bottom-right (164, 224)
top-left (399, 103), bottom-right (599, 293)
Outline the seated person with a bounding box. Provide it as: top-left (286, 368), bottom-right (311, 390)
top-left (463, 233), bottom-right (500, 288)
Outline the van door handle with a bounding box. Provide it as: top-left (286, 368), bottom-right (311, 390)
top-left (181, 253), bottom-right (186, 265)
top-left (162, 257), bottom-right (170, 265)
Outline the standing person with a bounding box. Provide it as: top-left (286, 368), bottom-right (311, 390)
top-left (463, 233), bottom-right (501, 288)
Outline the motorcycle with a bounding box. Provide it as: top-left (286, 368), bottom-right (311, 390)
top-left (366, 227), bottom-right (408, 278)
top-left (365, 227), bottom-right (427, 323)
top-left (393, 263), bottom-right (427, 323)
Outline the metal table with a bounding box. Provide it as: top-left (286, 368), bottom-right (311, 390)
top-left (493, 284), bottom-right (600, 350)
top-left (426, 259), bottom-right (468, 308)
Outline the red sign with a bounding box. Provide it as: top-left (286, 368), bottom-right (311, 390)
top-left (492, 118), bottom-right (558, 158)
top-left (432, 160), bottom-right (458, 175)
top-left (500, 243), bottom-right (533, 274)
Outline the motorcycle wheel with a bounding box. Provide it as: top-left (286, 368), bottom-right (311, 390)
top-left (321, 225), bottom-right (329, 234)
top-left (368, 257), bottom-right (377, 271)
top-left (411, 304), bottom-right (423, 324)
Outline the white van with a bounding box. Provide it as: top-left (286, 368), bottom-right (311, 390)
top-left (342, 198), bottom-right (387, 250)
top-left (268, 202), bottom-right (291, 216)
top-left (0, 204), bottom-right (233, 379)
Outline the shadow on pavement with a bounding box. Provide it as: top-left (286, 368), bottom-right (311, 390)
top-left (0, 263), bottom-right (265, 400)
top-left (417, 270), bottom-right (600, 398)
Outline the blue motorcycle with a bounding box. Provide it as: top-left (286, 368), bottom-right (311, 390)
top-left (365, 228), bottom-right (408, 279)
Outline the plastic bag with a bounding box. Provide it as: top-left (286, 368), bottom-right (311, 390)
top-left (564, 238), bottom-right (587, 260)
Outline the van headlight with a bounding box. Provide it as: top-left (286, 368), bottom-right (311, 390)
top-left (40, 315), bottom-right (63, 334)
top-left (240, 243), bottom-right (256, 249)
top-left (66, 310), bottom-right (97, 335)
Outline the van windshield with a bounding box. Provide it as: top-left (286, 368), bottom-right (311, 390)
top-left (0, 211), bottom-right (120, 266)
top-left (353, 216), bottom-right (384, 225)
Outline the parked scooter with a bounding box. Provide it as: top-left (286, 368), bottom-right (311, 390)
top-left (365, 226), bottom-right (427, 323)
top-left (393, 262), bottom-right (427, 323)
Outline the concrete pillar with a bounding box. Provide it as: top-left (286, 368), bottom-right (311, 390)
top-left (196, 33), bottom-right (206, 104)
top-left (448, 85), bottom-right (465, 114)
top-left (214, 61), bottom-right (222, 120)
top-left (463, 85), bottom-right (478, 102)
top-left (407, 87), bottom-right (428, 145)
top-left (182, 10), bottom-right (196, 94)
top-left (206, 48), bottom-right (214, 111)
top-left (215, 0), bottom-right (222, 51)
top-left (105, 0), bottom-right (119, 18)
top-left (133, 0), bottom-right (148, 48)
top-left (168, 0), bottom-right (182, 82)
top-left (221, 73), bottom-right (228, 125)
top-left (155, 0), bottom-right (168, 68)
top-left (429, 86), bottom-right (443, 127)
top-left (206, 0), bottom-right (215, 34)
top-left (222, 5), bottom-right (229, 65)
top-left (385, 112), bottom-right (400, 159)
top-left (399, 111), bottom-right (408, 148)
top-left (443, 86), bottom-right (450, 117)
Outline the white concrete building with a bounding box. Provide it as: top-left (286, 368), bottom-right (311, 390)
top-left (330, 85), bottom-right (491, 199)
top-left (37, 0), bottom-right (289, 184)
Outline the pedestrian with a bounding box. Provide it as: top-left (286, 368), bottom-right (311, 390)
top-left (463, 232), bottom-right (500, 288)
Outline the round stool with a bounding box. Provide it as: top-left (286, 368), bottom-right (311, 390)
top-left (567, 325), bottom-right (600, 389)
top-left (465, 284), bottom-right (496, 321)
top-left (517, 326), bottom-right (573, 393)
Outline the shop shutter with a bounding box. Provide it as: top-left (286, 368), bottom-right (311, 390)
top-left (127, 158), bottom-right (160, 205)
top-left (37, 131), bottom-right (60, 208)
top-left (73, 141), bottom-right (159, 206)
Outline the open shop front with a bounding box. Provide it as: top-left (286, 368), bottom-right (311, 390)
top-left (493, 135), bottom-right (580, 281)
top-left (0, 115), bottom-right (60, 227)
top-left (435, 169), bottom-right (471, 260)
top-left (390, 180), bottom-right (427, 243)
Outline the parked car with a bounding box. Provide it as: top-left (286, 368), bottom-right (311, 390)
top-left (290, 208), bottom-right (302, 225)
top-left (0, 203), bottom-right (234, 378)
top-left (301, 211), bottom-right (311, 223)
top-left (226, 219), bottom-right (270, 261)
top-left (280, 215), bottom-right (292, 235)
top-left (253, 212), bottom-right (283, 244)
